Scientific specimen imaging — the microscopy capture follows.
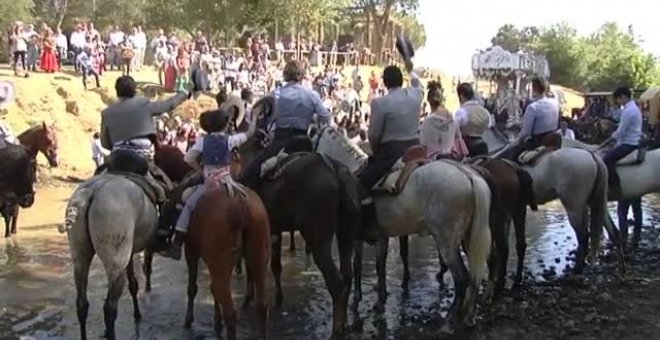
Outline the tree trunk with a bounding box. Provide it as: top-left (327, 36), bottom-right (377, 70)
top-left (56, 0), bottom-right (69, 28)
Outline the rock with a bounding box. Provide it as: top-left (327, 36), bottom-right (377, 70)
top-left (65, 100), bottom-right (79, 116)
top-left (584, 312), bottom-right (597, 323)
top-left (56, 86), bottom-right (69, 99)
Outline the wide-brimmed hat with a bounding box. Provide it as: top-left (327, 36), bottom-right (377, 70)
top-left (0, 81), bottom-right (16, 110)
top-left (395, 35), bottom-right (415, 63)
top-left (219, 95), bottom-right (245, 127)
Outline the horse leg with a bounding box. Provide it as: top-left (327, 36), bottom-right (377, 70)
top-left (73, 247), bottom-right (94, 340)
top-left (336, 225), bottom-right (354, 334)
top-left (567, 207), bottom-right (589, 274)
top-left (126, 257), bottom-right (142, 321)
top-left (183, 247), bottom-right (199, 329)
top-left (10, 206), bottom-right (18, 234)
top-left (351, 240), bottom-right (363, 311)
top-left (103, 269), bottom-right (127, 340)
top-left (245, 225), bottom-right (269, 339)
top-left (438, 246), bottom-right (467, 328)
top-left (399, 236), bottom-right (410, 289)
top-left (289, 230), bottom-right (296, 252)
top-left (311, 239), bottom-right (348, 339)
top-left (435, 247), bottom-right (448, 287)
top-left (512, 211), bottom-right (527, 288)
top-left (374, 236), bottom-right (389, 313)
top-left (3, 209), bottom-right (10, 238)
top-left (211, 275), bottom-right (237, 340)
top-left (271, 233), bottom-right (283, 307)
top-left (631, 197), bottom-right (643, 248)
top-left (492, 217), bottom-right (510, 295)
top-left (212, 298), bottom-right (224, 336)
top-left (142, 249), bottom-right (153, 293)
top-left (242, 248), bottom-right (255, 307)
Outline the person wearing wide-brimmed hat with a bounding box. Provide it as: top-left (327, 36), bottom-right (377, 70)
top-left (0, 81), bottom-right (18, 148)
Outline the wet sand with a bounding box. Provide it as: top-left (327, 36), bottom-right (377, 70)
top-left (1, 186), bottom-right (659, 339)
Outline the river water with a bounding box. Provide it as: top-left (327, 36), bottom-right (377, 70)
top-left (1, 186), bottom-right (658, 339)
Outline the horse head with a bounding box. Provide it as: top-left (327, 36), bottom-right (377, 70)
top-left (18, 121), bottom-right (59, 167)
top-left (0, 145), bottom-right (37, 208)
top-left (307, 124), bottom-right (368, 174)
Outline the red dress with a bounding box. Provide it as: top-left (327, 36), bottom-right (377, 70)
top-left (40, 38), bottom-right (58, 72)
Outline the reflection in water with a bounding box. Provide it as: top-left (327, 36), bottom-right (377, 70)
top-left (1, 188), bottom-right (659, 339)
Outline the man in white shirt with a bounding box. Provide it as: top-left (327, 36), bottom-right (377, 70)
top-left (55, 27), bottom-right (68, 68)
top-left (0, 81), bottom-right (17, 149)
top-left (454, 83), bottom-right (492, 156)
top-left (134, 26), bottom-right (147, 71)
top-left (70, 25), bottom-right (87, 72)
top-left (108, 26), bottom-right (125, 70)
top-left (557, 120), bottom-right (575, 140)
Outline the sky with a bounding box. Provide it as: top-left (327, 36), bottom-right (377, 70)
top-left (414, 0), bottom-right (660, 76)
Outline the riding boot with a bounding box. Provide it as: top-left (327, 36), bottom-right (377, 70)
top-left (360, 197), bottom-right (381, 245)
top-left (161, 231), bottom-right (185, 261)
top-left (607, 165), bottom-right (621, 201)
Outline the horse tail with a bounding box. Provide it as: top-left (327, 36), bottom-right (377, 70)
top-left (60, 187), bottom-right (95, 234)
top-left (587, 151), bottom-right (609, 253)
top-left (515, 167), bottom-right (538, 211)
top-left (466, 172), bottom-right (492, 287)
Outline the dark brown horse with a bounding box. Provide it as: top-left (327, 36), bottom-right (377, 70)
top-left (1, 122), bottom-right (58, 237)
top-left (0, 144), bottom-right (38, 237)
top-left (153, 143), bottom-right (194, 184)
top-left (183, 182), bottom-right (270, 340)
top-left (238, 97), bottom-right (361, 338)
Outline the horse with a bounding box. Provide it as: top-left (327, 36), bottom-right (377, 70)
top-left (62, 157), bottom-right (161, 340)
top-left (1, 122), bottom-right (58, 237)
top-left (562, 137), bottom-right (660, 247)
top-left (181, 181), bottom-right (270, 340)
top-left (310, 126), bottom-right (493, 329)
top-left (482, 127), bottom-right (624, 273)
top-left (153, 143), bottom-right (194, 184)
top-left (0, 144), bottom-right (37, 236)
top-left (238, 97), bottom-right (361, 338)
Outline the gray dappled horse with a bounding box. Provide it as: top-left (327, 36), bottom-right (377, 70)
top-left (63, 157), bottom-right (160, 340)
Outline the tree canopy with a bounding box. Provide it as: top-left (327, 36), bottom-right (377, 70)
top-left (490, 22), bottom-right (660, 91)
top-left (1, 0), bottom-right (425, 63)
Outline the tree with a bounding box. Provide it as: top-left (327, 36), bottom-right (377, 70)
top-left (489, 22), bottom-right (660, 91)
top-left (353, 0), bottom-right (420, 61)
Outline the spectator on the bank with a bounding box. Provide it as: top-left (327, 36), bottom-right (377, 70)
top-left (55, 27), bottom-right (67, 67)
top-left (77, 46), bottom-right (101, 90)
top-left (70, 25), bottom-right (87, 71)
top-left (108, 26), bottom-right (125, 70)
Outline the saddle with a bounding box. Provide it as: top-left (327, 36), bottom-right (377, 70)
top-left (104, 150), bottom-right (167, 204)
top-left (372, 145), bottom-right (430, 195)
top-left (518, 146), bottom-right (555, 166)
top-left (259, 136), bottom-right (315, 181)
top-left (517, 132), bottom-right (563, 166)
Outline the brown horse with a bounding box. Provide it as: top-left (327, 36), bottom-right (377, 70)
top-left (153, 143), bottom-right (194, 184)
top-left (182, 182), bottom-right (270, 340)
top-left (2, 122), bottom-right (58, 237)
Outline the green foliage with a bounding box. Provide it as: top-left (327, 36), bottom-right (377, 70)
top-left (0, 0), bottom-right (34, 30)
top-left (490, 22), bottom-right (660, 91)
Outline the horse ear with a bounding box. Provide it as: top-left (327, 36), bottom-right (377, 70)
top-left (42, 121), bottom-right (47, 129)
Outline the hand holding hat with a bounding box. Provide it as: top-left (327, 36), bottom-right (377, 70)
top-left (395, 35), bottom-right (415, 73)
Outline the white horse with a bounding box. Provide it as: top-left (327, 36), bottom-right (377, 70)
top-left (61, 174), bottom-right (158, 340)
top-left (310, 126), bottom-right (492, 328)
top-left (562, 138), bottom-right (660, 201)
top-left (483, 128), bottom-right (624, 272)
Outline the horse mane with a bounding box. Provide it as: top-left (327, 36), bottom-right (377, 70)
top-left (316, 126), bottom-right (368, 173)
top-left (17, 124), bottom-right (45, 139)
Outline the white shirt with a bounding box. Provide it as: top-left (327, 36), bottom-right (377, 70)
top-left (70, 31), bottom-right (87, 48)
top-left (344, 88), bottom-right (359, 104)
top-left (0, 121), bottom-right (17, 147)
top-left (109, 31), bottom-right (125, 46)
top-left (92, 138), bottom-right (110, 161)
top-left (454, 100), bottom-right (494, 127)
top-left (557, 128), bottom-right (575, 140)
top-left (55, 34), bottom-right (68, 49)
top-left (135, 31), bottom-right (147, 49)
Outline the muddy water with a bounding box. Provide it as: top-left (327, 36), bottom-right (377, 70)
top-left (1, 186), bottom-right (659, 339)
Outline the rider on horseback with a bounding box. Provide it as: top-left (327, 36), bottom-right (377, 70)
top-left (239, 60), bottom-right (331, 190)
top-left (100, 75), bottom-right (192, 251)
top-left (597, 86), bottom-right (642, 199)
top-left (509, 77), bottom-right (559, 161)
top-left (165, 108), bottom-right (257, 260)
top-left (359, 63), bottom-right (423, 244)
top-left (455, 82), bottom-right (491, 157)
top-left (0, 81), bottom-right (18, 149)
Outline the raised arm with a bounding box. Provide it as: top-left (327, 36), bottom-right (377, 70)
top-left (145, 91), bottom-right (189, 116)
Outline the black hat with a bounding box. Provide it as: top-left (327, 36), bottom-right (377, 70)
top-left (395, 35), bottom-right (415, 63)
